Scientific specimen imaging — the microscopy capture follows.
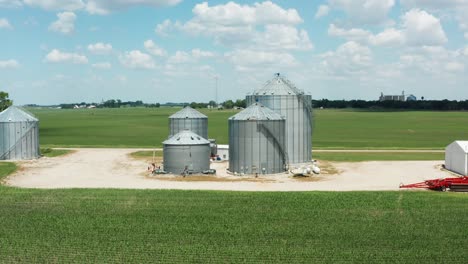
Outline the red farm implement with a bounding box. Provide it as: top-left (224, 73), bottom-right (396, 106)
top-left (400, 176), bottom-right (468, 192)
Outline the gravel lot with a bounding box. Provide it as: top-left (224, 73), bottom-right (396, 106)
top-left (6, 148), bottom-right (453, 191)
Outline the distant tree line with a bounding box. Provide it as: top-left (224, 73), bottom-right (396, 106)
top-left (313, 99), bottom-right (468, 111)
top-left (188, 99), bottom-right (246, 109)
top-left (0, 91), bottom-right (13, 111)
top-left (59, 99), bottom-right (161, 109)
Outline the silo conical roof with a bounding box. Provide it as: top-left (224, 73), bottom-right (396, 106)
top-left (163, 130), bottom-right (210, 145)
top-left (0, 106), bottom-right (38, 122)
top-left (169, 106), bottom-right (207, 119)
top-left (253, 73), bottom-right (303, 96)
top-left (229, 103), bottom-right (284, 121)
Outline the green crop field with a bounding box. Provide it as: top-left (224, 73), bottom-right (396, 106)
top-left (30, 108), bottom-right (468, 149)
top-left (31, 107), bottom-right (235, 148)
top-left (0, 188), bottom-right (466, 263)
top-left (313, 151), bottom-right (444, 162)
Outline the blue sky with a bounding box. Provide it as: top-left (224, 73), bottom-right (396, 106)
top-left (1, 0), bottom-right (468, 105)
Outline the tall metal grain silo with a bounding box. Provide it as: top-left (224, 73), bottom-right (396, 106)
top-left (229, 103), bottom-right (287, 175)
top-left (0, 106), bottom-right (40, 160)
top-left (246, 74), bottom-right (312, 165)
top-left (169, 106), bottom-right (208, 139)
top-left (163, 130), bottom-right (211, 174)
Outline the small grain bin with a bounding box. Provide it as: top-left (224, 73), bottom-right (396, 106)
top-left (163, 130), bottom-right (210, 174)
top-left (169, 106), bottom-right (208, 139)
top-left (0, 106), bottom-right (40, 160)
top-left (229, 103), bottom-right (287, 175)
top-left (246, 74), bottom-right (312, 165)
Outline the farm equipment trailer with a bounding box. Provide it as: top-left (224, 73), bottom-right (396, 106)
top-left (400, 176), bottom-right (468, 192)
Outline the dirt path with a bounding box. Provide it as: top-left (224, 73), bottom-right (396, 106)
top-left (6, 148), bottom-right (453, 191)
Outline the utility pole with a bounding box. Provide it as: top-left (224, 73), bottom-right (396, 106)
top-left (215, 75), bottom-right (219, 107)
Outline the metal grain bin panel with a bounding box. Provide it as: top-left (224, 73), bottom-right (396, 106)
top-left (163, 130), bottom-right (210, 174)
top-left (246, 74), bottom-right (312, 165)
top-left (228, 103), bottom-right (287, 175)
top-left (0, 106), bottom-right (40, 160)
top-left (169, 106), bottom-right (208, 139)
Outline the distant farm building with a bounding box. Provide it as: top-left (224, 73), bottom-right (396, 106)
top-left (217, 145), bottom-right (229, 161)
top-left (379, 91), bottom-right (417, 102)
top-left (379, 92), bottom-right (406, 102)
top-left (445, 141), bottom-right (468, 176)
top-left (0, 106), bottom-right (40, 160)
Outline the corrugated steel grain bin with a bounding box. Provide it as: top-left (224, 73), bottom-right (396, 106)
top-left (229, 103), bottom-right (287, 175)
top-left (169, 106), bottom-right (208, 139)
top-left (0, 106), bottom-right (40, 160)
top-left (246, 74), bottom-right (312, 165)
top-left (163, 130), bottom-right (210, 174)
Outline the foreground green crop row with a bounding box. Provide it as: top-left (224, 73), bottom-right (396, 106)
top-left (0, 189), bottom-right (466, 263)
top-left (30, 108), bottom-right (468, 149)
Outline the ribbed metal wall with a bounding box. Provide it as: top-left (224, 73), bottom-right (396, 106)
top-left (169, 118), bottom-right (208, 139)
top-left (229, 119), bottom-right (287, 175)
top-left (163, 145), bottom-right (210, 174)
top-left (246, 94), bottom-right (312, 165)
top-left (163, 130), bottom-right (210, 174)
top-left (0, 121), bottom-right (40, 160)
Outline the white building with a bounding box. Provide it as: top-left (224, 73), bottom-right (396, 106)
top-left (217, 144), bottom-right (229, 161)
top-left (445, 141), bottom-right (468, 176)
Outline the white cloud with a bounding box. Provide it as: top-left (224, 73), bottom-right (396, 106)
top-left (168, 51), bottom-right (192, 64)
top-left (254, 24), bottom-right (313, 51)
top-left (0, 0), bottom-right (22, 8)
top-left (328, 24), bottom-right (371, 42)
top-left (328, 24), bottom-right (403, 47)
top-left (370, 28), bottom-right (405, 46)
top-left (0, 59), bottom-right (20, 69)
top-left (191, 49), bottom-right (215, 59)
top-left (92, 62), bottom-right (111, 69)
top-left (155, 19), bottom-right (177, 36)
top-left (320, 41), bottom-right (372, 75)
top-left (398, 46), bottom-right (465, 76)
top-left (86, 0), bottom-right (181, 15)
top-left (400, 0), bottom-right (468, 9)
top-left (119, 50), bottom-right (155, 69)
top-left (225, 50), bottom-right (298, 71)
top-left (24, 0), bottom-right (84, 11)
top-left (166, 49), bottom-right (215, 65)
top-left (191, 1), bottom-right (302, 26)
top-left (144, 40), bottom-right (167, 57)
top-left (48, 12), bottom-right (76, 35)
top-left (164, 2), bottom-right (312, 51)
top-left (0, 18), bottom-right (12, 29)
top-left (328, 9), bottom-right (446, 47)
top-left (445, 62), bottom-right (465, 72)
top-left (463, 46), bottom-right (468, 56)
top-left (3, 0), bottom-right (180, 13)
top-left (45, 49), bottom-right (88, 64)
top-left (402, 9), bottom-right (447, 46)
top-left (328, 0), bottom-right (395, 25)
top-left (87, 42), bottom-right (113, 55)
top-left (370, 1), bottom-right (468, 40)
top-left (369, 28), bottom-right (405, 46)
top-left (315, 5), bottom-right (330, 19)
